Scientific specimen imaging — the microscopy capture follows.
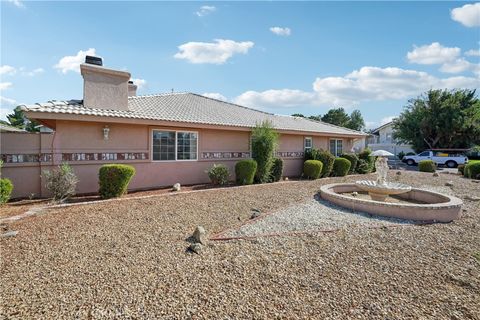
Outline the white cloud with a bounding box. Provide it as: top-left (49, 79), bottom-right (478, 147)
top-left (465, 49), bottom-right (480, 56)
top-left (0, 96), bottom-right (17, 121)
top-left (131, 78), bottom-right (147, 90)
top-left (269, 27), bottom-right (291, 36)
top-left (202, 92), bottom-right (227, 101)
top-left (195, 5), bottom-right (216, 17)
top-left (407, 42), bottom-right (460, 65)
top-left (439, 58), bottom-right (479, 74)
top-left (54, 48), bottom-right (97, 74)
top-left (0, 65), bottom-right (16, 76)
top-left (174, 39), bottom-right (254, 64)
top-left (6, 0), bottom-right (25, 8)
top-left (451, 3), bottom-right (480, 27)
top-left (0, 82), bottom-right (13, 91)
top-left (234, 89), bottom-right (316, 109)
top-left (23, 68), bottom-right (44, 77)
top-left (233, 66), bottom-right (480, 109)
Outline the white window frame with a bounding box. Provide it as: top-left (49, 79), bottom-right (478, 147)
top-left (329, 139), bottom-right (343, 157)
top-left (304, 137), bottom-right (313, 151)
top-left (151, 129), bottom-right (199, 162)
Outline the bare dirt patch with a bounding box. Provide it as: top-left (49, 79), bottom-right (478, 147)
top-left (1, 171), bottom-right (479, 319)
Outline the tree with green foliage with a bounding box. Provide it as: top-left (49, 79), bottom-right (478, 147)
top-left (393, 89), bottom-right (480, 152)
top-left (321, 108), bottom-right (350, 127)
top-left (291, 113), bottom-right (305, 118)
top-left (251, 121), bottom-right (279, 183)
top-left (6, 107), bottom-right (40, 132)
top-left (346, 110), bottom-right (365, 131)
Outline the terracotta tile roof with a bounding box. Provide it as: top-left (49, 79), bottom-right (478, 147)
top-left (21, 92), bottom-right (366, 136)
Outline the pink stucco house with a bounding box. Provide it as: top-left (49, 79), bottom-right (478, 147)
top-left (1, 57), bottom-right (366, 198)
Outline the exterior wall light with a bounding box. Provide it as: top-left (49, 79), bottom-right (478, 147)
top-left (103, 125), bottom-right (110, 140)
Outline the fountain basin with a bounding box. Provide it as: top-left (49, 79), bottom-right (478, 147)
top-left (355, 180), bottom-right (411, 201)
top-left (320, 183), bottom-right (462, 222)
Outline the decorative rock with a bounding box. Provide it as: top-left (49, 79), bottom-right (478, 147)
top-left (251, 209), bottom-right (261, 219)
top-left (433, 172), bottom-right (439, 177)
top-left (465, 195), bottom-right (480, 202)
top-left (172, 183), bottom-right (181, 191)
top-left (192, 226), bottom-right (207, 244)
top-left (1, 230), bottom-right (18, 238)
top-left (445, 181), bottom-right (454, 187)
top-left (284, 177), bottom-right (289, 181)
top-left (352, 192), bottom-right (358, 197)
top-left (396, 171), bottom-right (402, 175)
top-left (189, 243), bottom-right (203, 254)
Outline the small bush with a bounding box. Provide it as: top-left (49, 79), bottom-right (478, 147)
top-left (356, 159), bottom-right (371, 174)
top-left (464, 162), bottom-right (480, 179)
top-left (458, 164), bottom-right (465, 175)
top-left (317, 149), bottom-right (335, 177)
top-left (206, 164), bottom-right (230, 186)
top-left (303, 160), bottom-right (323, 179)
top-left (43, 163), bottom-right (78, 202)
top-left (0, 178), bottom-right (13, 204)
top-left (397, 151), bottom-right (405, 160)
top-left (269, 158), bottom-right (284, 182)
top-left (340, 153), bottom-right (358, 174)
top-left (99, 164), bottom-right (136, 199)
top-left (332, 158), bottom-right (351, 177)
top-left (235, 160), bottom-right (257, 185)
top-left (419, 160), bottom-right (436, 173)
top-left (358, 148), bottom-right (375, 173)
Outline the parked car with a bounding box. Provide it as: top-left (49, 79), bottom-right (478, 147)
top-left (402, 150), bottom-right (469, 168)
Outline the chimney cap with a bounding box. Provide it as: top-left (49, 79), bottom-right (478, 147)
top-left (85, 55), bottom-right (103, 66)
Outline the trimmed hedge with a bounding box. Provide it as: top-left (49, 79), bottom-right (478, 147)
top-left (99, 164), bottom-right (136, 199)
top-left (235, 159), bottom-right (257, 185)
top-left (419, 160), bottom-right (436, 173)
top-left (317, 150), bottom-right (335, 177)
top-left (303, 160), bottom-right (323, 179)
top-left (332, 158), bottom-right (351, 177)
top-left (464, 162), bottom-right (480, 179)
top-left (206, 164), bottom-right (230, 185)
top-left (340, 153), bottom-right (358, 174)
top-left (0, 178), bottom-right (13, 204)
top-left (270, 158), bottom-right (284, 182)
top-left (458, 164), bottom-right (465, 175)
top-left (356, 159), bottom-right (371, 174)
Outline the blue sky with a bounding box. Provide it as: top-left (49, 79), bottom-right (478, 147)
top-left (1, 1), bottom-right (479, 129)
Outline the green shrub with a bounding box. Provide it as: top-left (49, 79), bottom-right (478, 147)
top-left (464, 162), bottom-right (480, 179)
top-left (317, 149), bottom-right (335, 177)
top-left (356, 159), bottom-right (371, 174)
top-left (43, 163), bottom-right (78, 202)
top-left (458, 164), bottom-right (465, 175)
top-left (397, 151), bottom-right (405, 160)
top-left (419, 160), bottom-right (436, 173)
top-left (269, 158), bottom-right (284, 182)
top-left (251, 121), bottom-right (279, 183)
top-left (332, 158), bottom-right (351, 177)
top-left (0, 178), bottom-right (13, 204)
top-left (206, 164), bottom-right (230, 186)
top-left (357, 148), bottom-right (375, 173)
top-left (99, 164), bottom-right (136, 199)
top-left (340, 153), bottom-right (358, 174)
top-left (235, 160), bottom-right (257, 185)
top-left (303, 160), bottom-right (323, 179)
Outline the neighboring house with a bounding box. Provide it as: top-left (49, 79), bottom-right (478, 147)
top-left (1, 57), bottom-right (367, 198)
top-left (0, 123), bottom-right (26, 133)
top-left (366, 121), bottom-right (414, 156)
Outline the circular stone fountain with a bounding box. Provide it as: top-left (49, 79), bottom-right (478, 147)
top-left (319, 150), bottom-right (463, 222)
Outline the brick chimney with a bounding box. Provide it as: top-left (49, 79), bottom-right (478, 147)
top-left (80, 56), bottom-right (130, 111)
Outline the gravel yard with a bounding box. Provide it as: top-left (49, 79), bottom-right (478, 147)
top-left (1, 171), bottom-right (479, 319)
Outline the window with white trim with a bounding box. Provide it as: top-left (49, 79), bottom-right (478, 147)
top-left (304, 137), bottom-right (313, 151)
top-left (329, 139), bottom-right (343, 156)
top-left (152, 130), bottom-right (198, 161)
